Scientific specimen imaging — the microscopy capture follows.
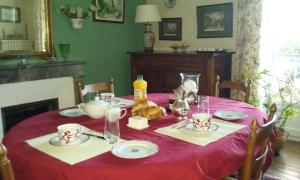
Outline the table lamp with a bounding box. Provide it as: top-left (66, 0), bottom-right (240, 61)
top-left (135, 5), bottom-right (161, 52)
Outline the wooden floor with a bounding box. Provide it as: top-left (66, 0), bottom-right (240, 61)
top-left (266, 140), bottom-right (300, 180)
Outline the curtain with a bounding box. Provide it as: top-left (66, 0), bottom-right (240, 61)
top-left (232, 0), bottom-right (263, 102)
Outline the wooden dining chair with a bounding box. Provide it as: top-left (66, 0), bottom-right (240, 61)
top-left (78, 77), bottom-right (114, 103)
top-left (238, 103), bottom-right (277, 180)
top-left (0, 143), bottom-right (15, 180)
top-left (215, 75), bottom-right (251, 103)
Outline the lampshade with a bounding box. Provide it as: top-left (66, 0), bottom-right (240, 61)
top-left (135, 5), bottom-right (161, 23)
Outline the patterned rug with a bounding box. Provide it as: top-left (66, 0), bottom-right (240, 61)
top-left (263, 174), bottom-right (284, 180)
top-left (225, 174), bottom-right (283, 180)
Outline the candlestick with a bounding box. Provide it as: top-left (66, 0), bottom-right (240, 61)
top-left (25, 24), bottom-right (28, 40)
top-left (2, 29), bottom-right (5, 39)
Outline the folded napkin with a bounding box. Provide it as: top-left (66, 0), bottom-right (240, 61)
top-left (155, 118), bottom-right (246, 146)
top-left (26, 131), bottom-right (124, 165)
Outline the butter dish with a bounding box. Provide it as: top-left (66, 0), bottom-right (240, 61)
top-left (127, 116), bottom-right (149, 130)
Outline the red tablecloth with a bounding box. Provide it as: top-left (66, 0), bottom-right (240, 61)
top-left (3, 93), bottom-right (269, 180)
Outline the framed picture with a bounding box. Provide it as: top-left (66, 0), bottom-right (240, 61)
top-left (197, 3), bottom-right (232, 38)
top-left (159, 18), bottom-right (182, 41)
top-left (0, 6), bottom-right (20, 23)
top-left (93, 0), bottom-right (125, 23)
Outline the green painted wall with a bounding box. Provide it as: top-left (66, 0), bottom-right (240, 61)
top-left (52, 0), bottom-right (145, 96)
top-left (0, 0), bottom-right (145, 96)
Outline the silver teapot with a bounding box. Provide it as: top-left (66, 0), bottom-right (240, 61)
top-left (172, 85), bottom-right (190, 121)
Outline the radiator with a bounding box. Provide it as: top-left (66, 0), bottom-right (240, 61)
top-left (0, 40), bottom-right (34, 51)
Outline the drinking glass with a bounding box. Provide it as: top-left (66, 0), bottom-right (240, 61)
top-left (59, 44), bottom-right (70, 61)
top-left (104, 107), bottom-right (127, 144)
top-left (191, 96), bottom-right (210, 114)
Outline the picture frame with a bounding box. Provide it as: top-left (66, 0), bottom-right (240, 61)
top-left (0, 6), bottom-right (20, 23)
top-left (197, 3), bottom-right (233, 38)
top-left (159, 18), bottom-right (182, 41)
top-left (93, 0), bottom-right (125, 23)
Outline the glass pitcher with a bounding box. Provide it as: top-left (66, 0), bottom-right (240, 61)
top-left (172, 85), bottom-right (190, 121)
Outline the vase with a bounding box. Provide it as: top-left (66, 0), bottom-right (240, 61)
top-left (70, 18), bottom-right (84, 29)
top-left (143, 23), bottom-right (155, 52)
top-left (272, 129), bottom-right (288, 156)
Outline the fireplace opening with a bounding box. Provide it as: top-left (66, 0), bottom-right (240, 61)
top-left (1, 98), bottom-right (59, 133)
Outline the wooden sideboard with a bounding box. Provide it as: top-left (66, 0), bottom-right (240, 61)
top-left (128, 51), bottom-right (233, 96)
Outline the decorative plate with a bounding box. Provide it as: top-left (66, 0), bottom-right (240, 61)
top-left (164, 0), bottom-right (176, 8)
top-left (214, 110), bottom-right (247, 120)
top-left (111, 140), bottom-right (159, 159)
top-left (49, 134), bottom-right (90, 146)
top-left (185, 123), bottom-right (219, 132)
top-left (59, 108), bottom-right (84, 117)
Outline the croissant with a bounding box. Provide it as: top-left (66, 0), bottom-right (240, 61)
top-left (131, 99), bottom-right (157, 112)
top-left (131, 100), bottom-right (166, 120)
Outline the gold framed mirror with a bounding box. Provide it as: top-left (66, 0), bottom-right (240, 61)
top-left (0, 0), bottom-right (54, 59)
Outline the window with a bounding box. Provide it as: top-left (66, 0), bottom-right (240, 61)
top-left (260, 0), bottom-right (300, 103)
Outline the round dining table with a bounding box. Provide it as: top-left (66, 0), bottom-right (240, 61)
top-left (3, 93), bottom-right (270, 180)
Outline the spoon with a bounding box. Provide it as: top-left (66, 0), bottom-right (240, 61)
top-left (82, 132), bottom-right (105, 140)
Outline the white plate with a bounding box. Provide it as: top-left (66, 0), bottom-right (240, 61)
top-left (59, 108), bottom-right (84, 117)
top-left (185, 123), bottom-right (219, 132)
top-left (214, 110), bottom-right (247, 120)
top-left (111, 140), bottom-right (159, 159)
top-left (49, 134), bottom-right (90, 146)
top-left (112, 97), bottom-right (134, 108)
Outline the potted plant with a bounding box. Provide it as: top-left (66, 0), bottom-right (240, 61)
top-left (57, 4), bottom-right (97, 29)
top-left (250, 69), bottom-right (299, 155)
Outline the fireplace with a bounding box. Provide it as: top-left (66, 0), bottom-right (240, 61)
top-left (0, 62), bottom-right (84, 140)
top-left (0, 77), bottom-right (76, 140)
top-left (1, 98), bottom-right (59, 133)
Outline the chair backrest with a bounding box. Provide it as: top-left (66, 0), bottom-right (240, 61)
top-left (215, 75), bottom-right (251, 103)
top-left (0, 144), bottom-right (15, 180)
top-left (78, 77), bottom-right (114, 103)
top-left (238, 103), bottom-right (277, 180)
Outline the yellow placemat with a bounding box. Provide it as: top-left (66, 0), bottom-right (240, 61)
top-left (26, 132), bottom-right (124, 165)
top-left (155, 118), bottom-right (246, 146)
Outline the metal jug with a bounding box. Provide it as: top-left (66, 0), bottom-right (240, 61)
top-left (172, 85), bottom-right (190, 121)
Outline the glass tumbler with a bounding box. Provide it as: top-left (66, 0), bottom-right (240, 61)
top-left (191, 96), bottom-right (210, 114)
top-left (104, 107), bottom-right (127, 144)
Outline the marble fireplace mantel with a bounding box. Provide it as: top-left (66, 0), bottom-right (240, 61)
top-left (0, 61), bottom-right (85, 104)
top-left (0, 61), bottom-right (85, 84)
